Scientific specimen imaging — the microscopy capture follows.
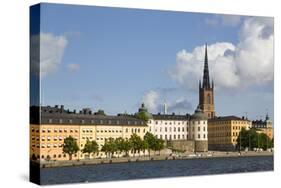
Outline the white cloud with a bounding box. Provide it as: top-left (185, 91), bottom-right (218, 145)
top-left (220, 15), bottom-right (241, 26)
top-left (170, 17), bottom-right (273, 90)
top-left (67, 63), bottom-right (80, 72)
top-left (205, 15), bottom-right (242, 27)
top-left (30, 33), bottom-right (68, 78)
top-left (168, 98), bottom-right (193, 114)
top-left (142, 90), bottom-right (159, 113)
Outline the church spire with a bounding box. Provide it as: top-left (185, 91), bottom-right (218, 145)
top-left (202, 43), bottom-right (210, 89)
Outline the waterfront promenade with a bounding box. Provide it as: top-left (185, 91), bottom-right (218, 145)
top-left (37, 151), bottom-right (273, 168)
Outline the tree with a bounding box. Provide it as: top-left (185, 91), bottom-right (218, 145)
top-left (144, 132), bottom-right (157, 157)
top-left (62, 136), bottom-right (79, 160)
top-left (101, 137), bottom-right (117, 158)
top-left (115, 137), bottom-right (124, 157)
top-left (155, 138), bottom-right (165, 155)
top-left (140, 140), bottom-right (149, 157)
top-left (122, 138), bottom-right (132, 157)
top-left (129, 133), bottom-right (142, 157)
top-left (82, 139), bottom-right (99, 159)
top-left (237, 128), bottom-right (273, 151)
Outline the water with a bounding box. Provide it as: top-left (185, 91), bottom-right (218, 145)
top-left (40, 156), bottom-right (273, 185)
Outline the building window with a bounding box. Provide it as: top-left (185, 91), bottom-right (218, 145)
top-left (178, 135), bottom-right (180, 139)
top-left (174, 135), bottom-right (176, 139)
top-left (182, 127), bottom-right (184, 132)
top-left (198, 134), bottom-right (200, 139)
top-left (198, 127), bottom-right (200, 131)
top-left (174, 127), bottom-right (176, 132)
top-left (178, 127), bottom-right (180, 132)
top-left (165, 127), bottom-right (167, 132)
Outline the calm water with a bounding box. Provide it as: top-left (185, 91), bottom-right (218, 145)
top-left (40, 156), bottom-right (273, 185)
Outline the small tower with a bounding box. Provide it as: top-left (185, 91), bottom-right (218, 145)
top-left (190, 105), bottom-right (208, 152)
top-left (163, 100), bottom-right (168, 115)
top-left (199, 44), bottom-right (215, 119)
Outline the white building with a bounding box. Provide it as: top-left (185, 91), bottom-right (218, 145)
top-left (147, 114), bottom-right (190, 141)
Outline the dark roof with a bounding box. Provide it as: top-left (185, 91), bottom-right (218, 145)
top-left (208, 116), bottom-right (249, 122)
top-left (152, 113), bottom-right (190, 120)
top-left (31, 105), bottom-right (147, 126)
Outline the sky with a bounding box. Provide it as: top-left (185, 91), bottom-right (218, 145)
top-left (32, 3), bottom-right (274, 122)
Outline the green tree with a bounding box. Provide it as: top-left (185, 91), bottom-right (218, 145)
top-left (129, 133), bottom-right (142, 157)
top-left (115, 137), bottom-right (124, 157)
top-left (101, 137), bottom-right (117, 158)
top-left (237, 128), bottom-right (273, 151)
top-left (144, 132), bottom-right (157, 157)
top-left (155, 138), bottom-right (165, 155)
top-left (122, 138), bottom-right (132, 157)
top-left (82, 139), bottom-right (99, 159)
top-left (140, 140), bottom-right (149, 157)
top-left (62, 136), bottom-right (79, 160)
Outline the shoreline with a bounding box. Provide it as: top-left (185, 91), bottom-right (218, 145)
top-left (33, 151), bottom-right (274, 168)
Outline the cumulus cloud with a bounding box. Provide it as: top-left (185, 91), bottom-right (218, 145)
top-left (67, 63), bottom-right (80, 72)
top-left (205, 14), bottom-right (242, 27)
top-left (170, 17), bottom-right (273, 91)
top-left (142, 90), bottom-right (159, 113)
top-left (141, 89), bottom-right (194, 114)
top-left (168, 98), bottom-right (193, 114)
top-left (30, 33), bottom-right (68, 78)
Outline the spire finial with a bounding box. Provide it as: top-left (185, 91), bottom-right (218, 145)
top-left (202, 43), bottom-right (210, 88)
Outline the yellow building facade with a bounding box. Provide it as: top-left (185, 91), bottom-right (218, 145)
top-left (208, 116), bottom-right (251, 151)
top-left (30, 106), bottom-right (148, 161)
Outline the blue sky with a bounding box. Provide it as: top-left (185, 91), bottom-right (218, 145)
top-left (35, 3), bottom-right (274, 122)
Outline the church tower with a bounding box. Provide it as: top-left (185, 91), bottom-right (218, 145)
top-left (199, 44), bottom-right (215, 119)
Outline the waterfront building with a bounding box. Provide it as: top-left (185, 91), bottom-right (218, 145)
top-left (147, 113), bottom-right (190, 141)
top-left (208, 116), bottom-right (251, 151)
top-left (252, 113), bottom-right (273, 139)
top-left (189, 106), bottom-right (208, 152)
top-left (30, 105), bottom-right (148, 161)
top-left (199, 44), bottom-right (215, 119)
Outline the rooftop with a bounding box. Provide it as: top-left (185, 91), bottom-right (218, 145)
top-left (208, 116), bottom-right (249, 122)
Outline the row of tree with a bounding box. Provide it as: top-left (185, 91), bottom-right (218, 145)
top-left (236, 128), bottom-right (273, 151)
top-left (62, 132), bottom-right (165, 160)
